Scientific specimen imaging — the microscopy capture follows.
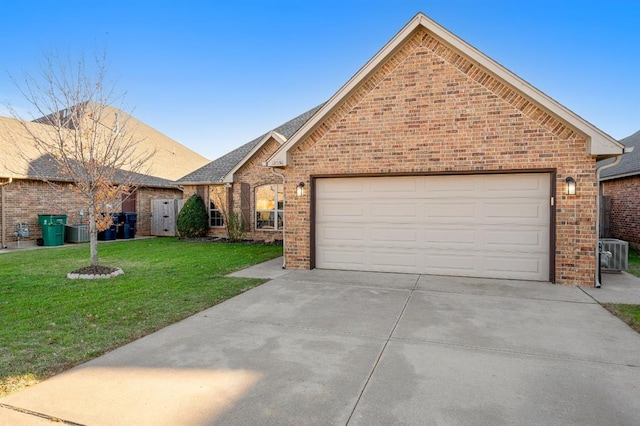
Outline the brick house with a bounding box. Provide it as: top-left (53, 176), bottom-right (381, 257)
top-left (260, 13), bottom-right (628, 287)
top-left (599, 129), bottom-right (640, 249)
top-left (0, 108), bottom-right (209, 247)
top-left (176, 105), bottom-right (321, 242)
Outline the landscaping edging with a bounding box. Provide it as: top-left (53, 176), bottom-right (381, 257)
top-left (67, 268), bottom-right (124, 280)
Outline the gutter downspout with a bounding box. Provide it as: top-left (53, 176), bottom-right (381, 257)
top-left (0, 177), bottom-right (13, 249)
top-left (594, 149), bottom-right (631, 287)
top-left (270, 166), bottom-right (286, 269)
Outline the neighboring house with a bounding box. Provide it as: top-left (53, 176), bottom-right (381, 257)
top-left (33, 103), bottom-right (210, 181)
top-left (190, 13), bottom-right (626, 286)
top-left (0, 108), bottom-right (207, 247)
top-left (599, 129), bottom-right (640, 248)
top-left (176, 105), bottom-right (322, 242)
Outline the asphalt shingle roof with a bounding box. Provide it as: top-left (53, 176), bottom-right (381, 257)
top-left (1, 105), bottom-right (208, 184)
top-left (599, 129), bottom-right (640, 179)
top-left (27, 153), bottom-right (178, 188)
top-left (177, 104), bottom-right (324, 184)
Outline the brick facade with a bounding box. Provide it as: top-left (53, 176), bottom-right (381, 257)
top-left (282, 28), bottom-right (597, 286)
top-left (135, 187), bottom-right (184, 236)
top-left (233, 138), bottom-right (284, 243)
top-left (0, 179), bottom-right (182, 246)
top-left (184, 138), bottom-right (285, 243)
top-left (602, 176), bottom-right (640, 249)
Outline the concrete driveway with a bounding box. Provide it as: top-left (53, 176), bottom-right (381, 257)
top-left (2, 259), bottom-right (640, 425)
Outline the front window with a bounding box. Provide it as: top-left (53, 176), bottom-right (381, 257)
top-left (209, 186), bottom-right (225, 228)
top-left (255, 184), bottom-right (283, 230)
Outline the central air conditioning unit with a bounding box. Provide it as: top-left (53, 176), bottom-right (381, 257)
top-left (599, 238), bottom-right (629, 272)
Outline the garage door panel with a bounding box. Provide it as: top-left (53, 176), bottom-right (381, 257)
top-left (318, 249), bottom-right (366, 267)
top-left (485, 173), bottom-right (544, 191)
top-left (423, 252), bottom-right (477, 271)
top-left (484, 254), bottom-right (547, 280)
top-left (371, 228), bottom-right (419, 243)
top-left (319, 179), bottom-right (364, 194)
top-left (320, 226), bottom-right (365, 242)
top-left (424, 176), bottom-right (477, 193)
top-left (319, 202), bottom-right (366, 219)
top-left (372, 178), bottom-right (418, 193)
top-left (371, 203), bottom-right (419, 219)
top-left (426, 203), bottom-right (476, 218)
top-left (424, 228), bottom-right (476, 244)
top-left (484, 201), bottom-right (548, 220)
top-left (484, 229), bottom-right (548, 249)
top-left (315, 174), bottom-right (550, 281)
top-left (370, 251), bottom-right (418, 269)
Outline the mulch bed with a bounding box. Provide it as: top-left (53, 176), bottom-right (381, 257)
top-left (70, 265), bottom-right (119, 275)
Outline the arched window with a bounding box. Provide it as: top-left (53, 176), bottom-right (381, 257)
top-left (255, 184), bottom-right (283, 230)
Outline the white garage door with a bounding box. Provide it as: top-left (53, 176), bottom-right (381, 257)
top-left (315, 174), bottom-right (550, 281)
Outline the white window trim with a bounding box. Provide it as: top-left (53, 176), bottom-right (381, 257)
top-left (209, 187), bottom-right (225, 228)
top-left (255, 184), bottom-right (284, 231)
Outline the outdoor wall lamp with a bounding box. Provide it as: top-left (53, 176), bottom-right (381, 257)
top-left (565, 176), bottom-right (576, 195)
top-left (296, 182), bottom-right (305, 197)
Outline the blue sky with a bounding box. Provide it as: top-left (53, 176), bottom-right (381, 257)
top-left (1, 1), bottom-right (638, 160)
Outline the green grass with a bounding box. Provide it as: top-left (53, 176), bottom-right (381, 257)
top-left (604, 248), bottom-right (640, 335)
top-left (627, 248), bottom-right (640, 279)
top-left (603, 304), bottom-right (640, 334)
top-left (0, 238), bottom-right (282, 396)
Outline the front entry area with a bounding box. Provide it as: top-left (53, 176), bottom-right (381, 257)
top-left (314, 173), bottom-right (551, 281)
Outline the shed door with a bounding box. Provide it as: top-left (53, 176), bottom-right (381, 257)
top-left (315, 174), bottom-right (550, 281)
top-left (151, 199), bottom-right (182, 237)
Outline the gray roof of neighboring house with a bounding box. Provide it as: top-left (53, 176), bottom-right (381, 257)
top-left (27, 154), bottom-right (178, 188)
top-left (177, 104), bottom-right (324, 184)
top-left (600, 129), bottom-right (640, 180)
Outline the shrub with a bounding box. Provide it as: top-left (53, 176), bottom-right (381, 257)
top-left (227, 211), bottom-right (246, 242)
top-left (176, 194), bottom-right (208, 238)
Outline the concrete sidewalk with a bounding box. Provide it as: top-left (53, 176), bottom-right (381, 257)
top-left (2, 260), bottom-right (640, 425)
top-left (585, 271), bottom-right (640, 304)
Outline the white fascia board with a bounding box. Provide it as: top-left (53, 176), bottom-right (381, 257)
top-left (267, 12), bottom-right (624, 167)
top-left (589, 133), bottom-right (627, 156)
top-left (223, 131), bottom-right (287, 182)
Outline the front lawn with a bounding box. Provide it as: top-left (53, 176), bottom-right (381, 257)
top-left (0, 238), bottom-right (282, 396)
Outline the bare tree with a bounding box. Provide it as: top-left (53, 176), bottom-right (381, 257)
top-left (209, 185), bottom-right (247, 242)
top-left (7, 50), bottom-right (154, 268)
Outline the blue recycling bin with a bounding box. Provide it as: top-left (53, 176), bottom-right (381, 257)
top-left (117, 212), bottom-right (137, 239)
top-left (98, 213), bottom-right (118, 241)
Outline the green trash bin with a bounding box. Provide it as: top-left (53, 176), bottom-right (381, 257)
top-left (38, 214), bottom-right (67, 246)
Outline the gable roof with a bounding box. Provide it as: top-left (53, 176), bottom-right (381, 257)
top-left (104, 106), bottom-right (210, 181)
top-left (177, 104), bottom-right (323, 185)
top-left (267, 12), bottom-right (625, 167)
top-left (221, 131), bottom-right (287, 183)
top-left (0, 114), bottom-right (178, 188)
top-left (600, 129), bottom-right (640, 180)
top-left (0, 115), bottom-right (52, 179)
top-left (33, 103), bottom-right (209, 181)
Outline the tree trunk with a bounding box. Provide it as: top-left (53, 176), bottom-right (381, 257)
top-left (89, 202), bottom-right (99, 266)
